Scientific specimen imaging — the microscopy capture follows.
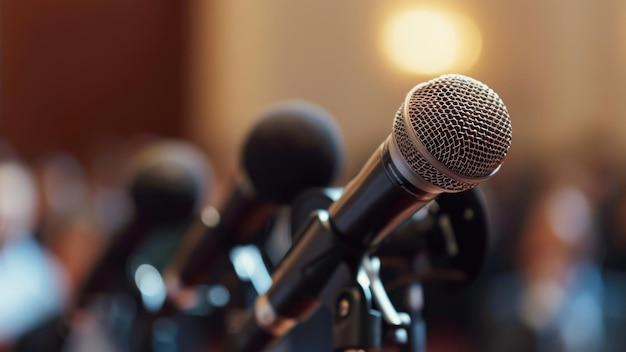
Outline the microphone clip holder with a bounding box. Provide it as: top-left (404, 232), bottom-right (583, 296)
top-left (332, 255), bottom-right (425, 352)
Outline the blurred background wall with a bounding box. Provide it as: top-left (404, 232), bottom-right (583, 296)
top-left (1, 0), bottom-right (190, 161)
top-left (187, 0), bottom-right (626, 190)
top-left (3, 0), bottom-right (626, 187)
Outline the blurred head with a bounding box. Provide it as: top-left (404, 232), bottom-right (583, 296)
top-left (516, 160), bottom-right (600, 286)
top-left (38, 153), bottom-right (89, 220)
top-left (0, 160), bottom-right (39, 244)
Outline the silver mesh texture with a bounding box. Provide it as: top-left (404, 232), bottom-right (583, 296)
top-left (393, 105), bottom-right (473, 191)
top-left (392, 74), bottom-right (512, 191)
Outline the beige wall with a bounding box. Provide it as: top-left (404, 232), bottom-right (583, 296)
top-left (186, 1), bottom-right (626, 196)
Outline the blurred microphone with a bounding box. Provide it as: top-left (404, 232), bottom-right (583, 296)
top-left (230, 74), bottom-right (512, 351)
top-left (166, 100), bottom-right (344, 292)
top-left (75, 139), bottom-right (211, 308)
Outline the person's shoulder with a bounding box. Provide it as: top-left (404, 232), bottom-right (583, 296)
top-left (602, 270), bottom-right (626, 319)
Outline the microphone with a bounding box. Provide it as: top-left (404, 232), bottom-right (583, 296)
top-left (167, 100), bottom-right (344, 290)
top-left (230, 74), bottom-right (512, 351)
top-left (75, 139), bottom-right (211, 308)
top-left (21, 140), bottom-right (210, 352)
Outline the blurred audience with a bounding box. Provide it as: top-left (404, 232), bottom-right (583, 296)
top-left (478, 155), bottom-right (626, 352)
top-left (0, 151), bottom-right (71, 348)
top-left (35, 152), bottom-right (107, 291)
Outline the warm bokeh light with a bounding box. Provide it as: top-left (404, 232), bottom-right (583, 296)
top-left (383, 8), bottom-right (483, 75)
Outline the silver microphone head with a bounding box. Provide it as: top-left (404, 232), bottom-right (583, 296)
top-left (391, 74), bottom-right (512, 192)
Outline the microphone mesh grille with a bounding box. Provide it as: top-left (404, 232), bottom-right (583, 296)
top-left (393, 74), bottom-right (512, 191)
top-left (393, 105), bottom-right (473, 191)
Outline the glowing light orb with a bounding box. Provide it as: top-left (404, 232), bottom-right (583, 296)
top-left (383, 9), bottom-right (483, 75)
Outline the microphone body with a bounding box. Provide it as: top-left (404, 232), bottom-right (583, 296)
top-left (76, 140), bottom-right (210, 308)
top-left (168, 100), bottom-right (344, 290)
top-left (230, 74), bottom-right (512, 351)
top-left (176, 183), bottom-right (277, 287)
top-left (76, 219), bottom-right (154, 307)
top-left (233, 210), bottom-right (346, 346)
top-left (328, 138), bottom-right (433, 248)
top-left (34, 140), bottom-right (211, 352)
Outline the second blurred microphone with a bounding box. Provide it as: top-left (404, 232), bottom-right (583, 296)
top-left (163, 100), bottom-right (344, 309)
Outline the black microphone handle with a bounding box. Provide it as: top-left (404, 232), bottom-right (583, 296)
top-left (229, 211), bottom-right (354, 352)
top-left (174, 183), bottom-right (277, 288)
top-left (76, 219), bottom-right (152, 308)
top-left (328, 139), bottom-right (433, 247)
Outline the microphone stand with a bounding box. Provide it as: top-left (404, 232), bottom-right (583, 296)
top-left (403, 283), bottom-right (427, 352)
top-left (287, 188), bottom-right (428, 352)
top-left (331, 255), bottom-right (426, 352)
top-left (332, 279), bottom-right (382, 351)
